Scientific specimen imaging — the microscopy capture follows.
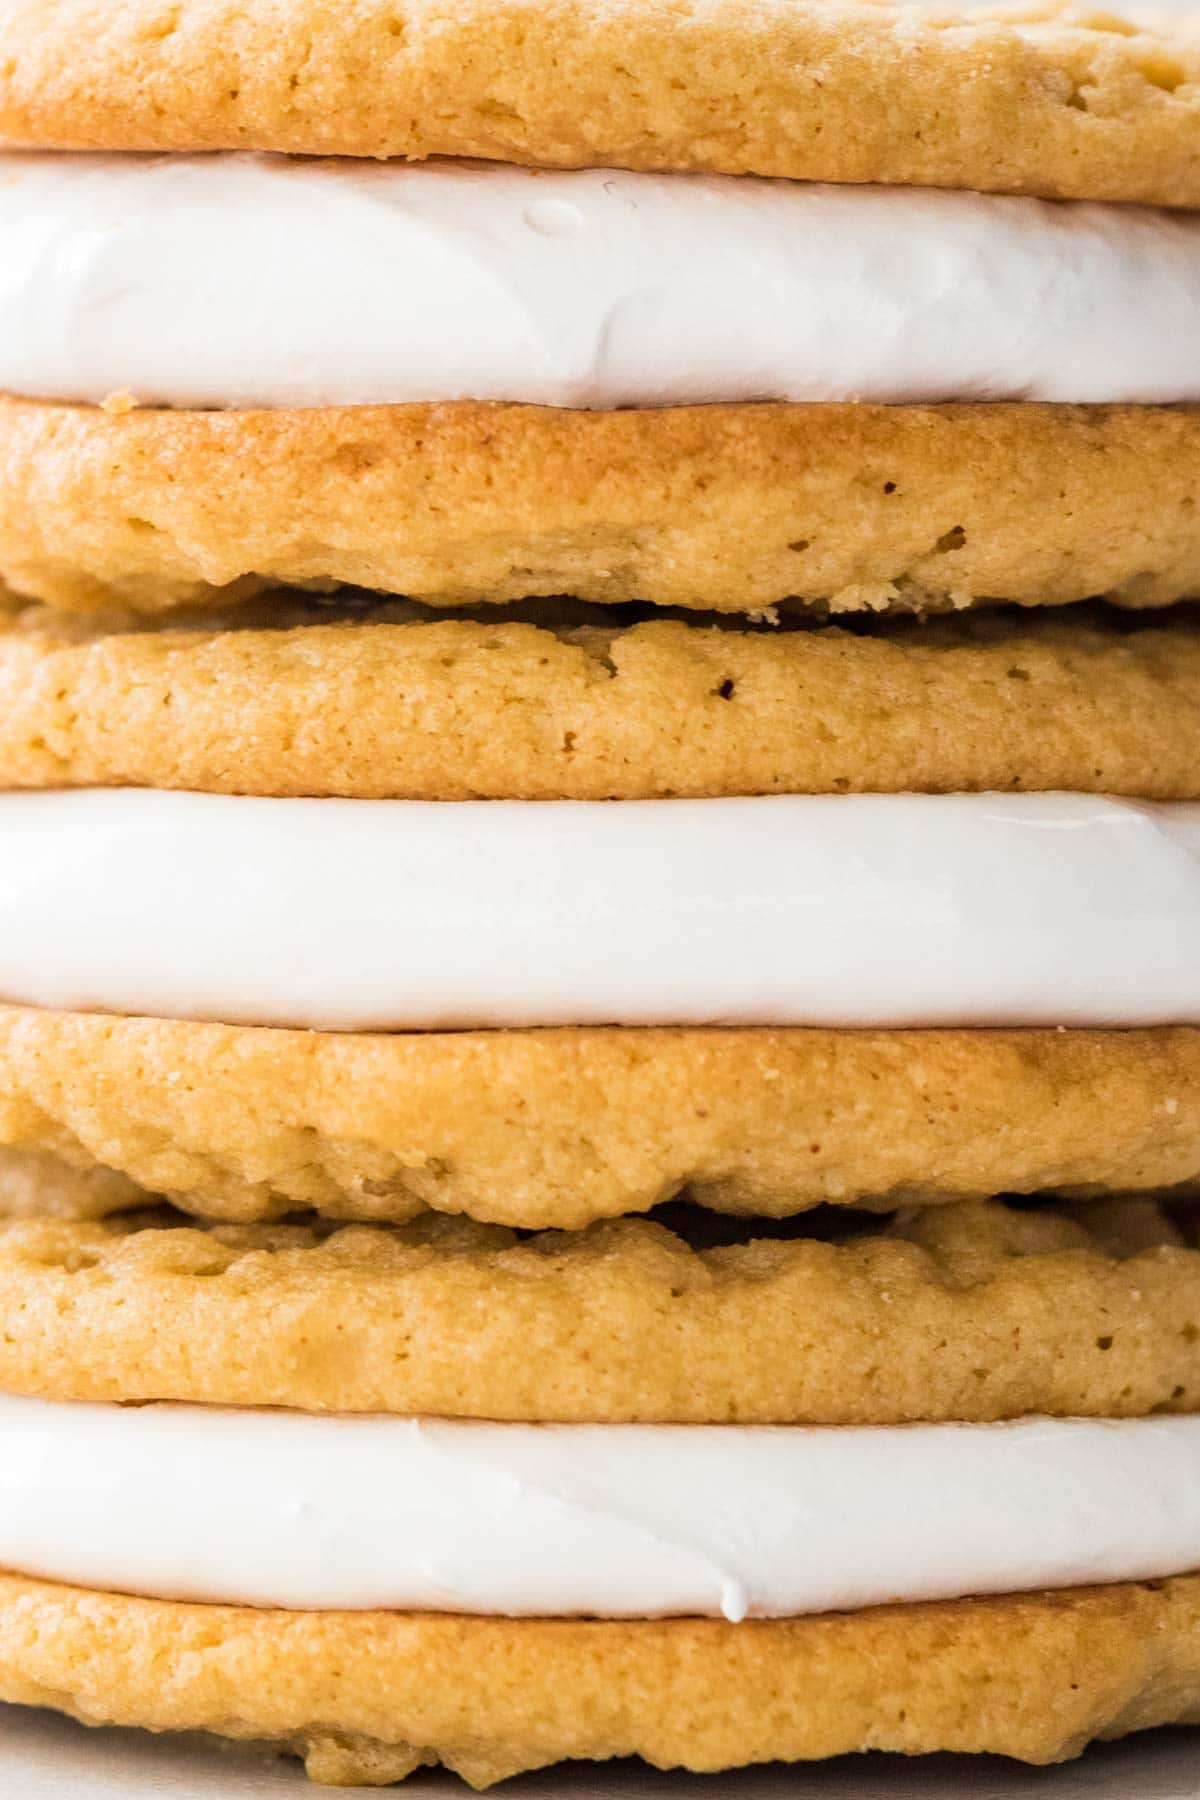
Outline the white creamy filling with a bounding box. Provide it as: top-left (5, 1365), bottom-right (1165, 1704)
top-left (1, 153), bottom-right (1199, 409)
top-left (0, 789), bottom-right (1197, 1031)
top-left (1, 1398), bottom-right (1199, 1617)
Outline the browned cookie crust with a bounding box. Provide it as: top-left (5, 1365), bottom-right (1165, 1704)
top-left (1, 601), bottom-right (1198, 801)
top-left (2, 1195), bottom-right (1198, 1424)
top-left (0, 1009), bottom-right (1196, 1227)
top-left (2, 1573), bottom-right (1199, 1784)
top-left (4, 399), bottom-right (1200, 615)
top-left (2, 0), bottom-right (1200, 204)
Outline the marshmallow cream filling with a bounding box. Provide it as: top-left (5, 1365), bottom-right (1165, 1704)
top-left (2, 1398), bottom-right (1199, 1618)
top-left (2, 153), bottom-right (1200, 409)
top-left (0, 789), bottom-right (1197, 1031)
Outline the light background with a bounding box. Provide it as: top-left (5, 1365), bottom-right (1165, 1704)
top-left (4, 1708), bottom-right (1200, 1800)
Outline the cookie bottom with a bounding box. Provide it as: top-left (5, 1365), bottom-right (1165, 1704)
top-left (3, 398), bottom-right (1199, 614)
top-left (1, 1573), bottom-right (1198, 1786)
top-left (0, 1011), bottom-right (1198, 1226)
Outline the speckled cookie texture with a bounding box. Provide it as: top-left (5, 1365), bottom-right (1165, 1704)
top-left (2, 0), bottom-right (1199, 205)
top-left (2, 1194), bottom-right (1199, 1424)
top-left (2, 1573), bottom-right (1200, 1784)
top-left (1, 601), bottom-right (1198, 800)
top-left (3, 399), bottom-right (1200, 615)
top-left (4, 0), bottom-right (1200, 1788)
top-left (0, 1009), bottom-right (1196, 1228)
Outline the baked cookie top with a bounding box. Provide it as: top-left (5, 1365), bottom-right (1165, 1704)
top-left (1, 0), bottom-right (1198, 204)
top-left (1, 600), bottom-right (1197, 801)
top-left (0, 1194), bottom-right (1195, 1424)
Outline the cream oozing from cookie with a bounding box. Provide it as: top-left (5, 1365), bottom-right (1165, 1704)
top-left (0, 789), bottom-right (1197, 1031)
top-left (2, 153), bottom-right (1200, 408)
top-left (1, 1398), bottom-right (1200, 1617)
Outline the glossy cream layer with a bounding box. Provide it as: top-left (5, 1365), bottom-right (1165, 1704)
top-left (0, 789), bottom-right (1197, 1031)
top-left (2, 154), bottom-right (1200, 408)
top-left (2, 1399), bottom-right (1200, 1617)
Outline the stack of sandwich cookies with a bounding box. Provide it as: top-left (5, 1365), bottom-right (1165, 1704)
top-left (0, 0), bottom-right (1200, 1785)
top-left (5, 1197), bottom-right (1200, 1784)
top-left (0, 604), bottom-right (1197, 1226)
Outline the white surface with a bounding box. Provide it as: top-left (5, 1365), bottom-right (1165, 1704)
top-left (4, 1706), bottom-right (1200, 1798)
top-left (3, 154), bottom-right (1200, 408)
top-left (5, 1401), bottom-right (1200, 1618)
top-left (1, 789), bottom-right (1199, 1030)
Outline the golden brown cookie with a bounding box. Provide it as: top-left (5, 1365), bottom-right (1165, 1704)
top-left (0, 1146), bottom-right (147, 1220)
top-left (2, 1196), bottom-right (1198, 1424)
top-left (1, 601), bottom-right (1198, 800)
top-left (2, 0), bottom-right (1199, 204)
top-left (2, 1572), bottom-right (1199, 1784)
top-left (4, 398), bottom-right (1200, 615)
top-left (0, 1008), bottom-right (1196, 1227)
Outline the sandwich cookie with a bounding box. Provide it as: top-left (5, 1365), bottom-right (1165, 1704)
top-left (1, 1188), bottom-right (1200, 1781)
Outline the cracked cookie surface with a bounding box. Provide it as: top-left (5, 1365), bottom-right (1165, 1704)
top-left (1, 1194), bottom-right (1199, 1423)
top-left (0, 600), bottom-right (1198, 800)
